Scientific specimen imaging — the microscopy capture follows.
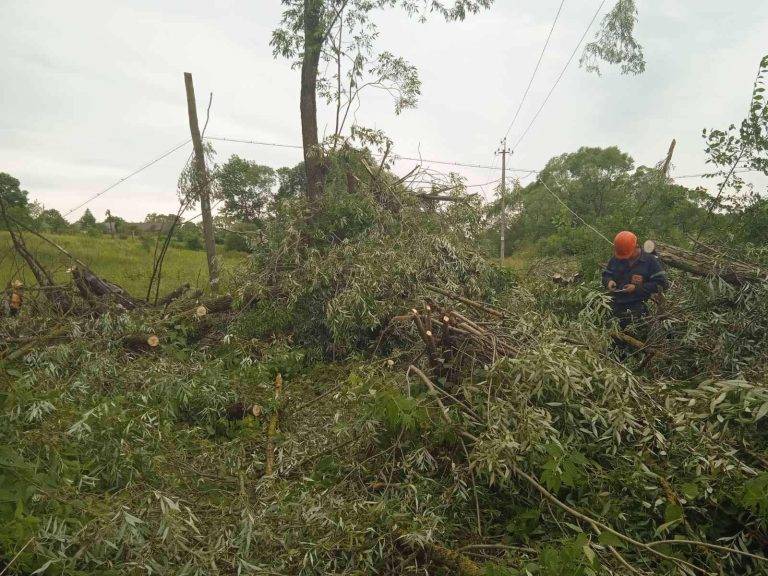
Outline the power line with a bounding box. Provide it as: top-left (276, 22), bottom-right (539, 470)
top-left (206, 135), bottom-right (539, 173)
top-left (187, 198), bottom-right (224, 223)
top-left (510, 0), bottom-right (606, 153)
top-left (503, 0), bottom-right (567, 140)
top-left (673, 168), bottom-right (761, 179)
top-left (206, 136), bottom-right (303, 151)
top-left (63, 139), bottom-right (191, 218)
top-left (208, 134), bottom-right (762, 183)
top-left (393, 154), bottom-right (534, 172)
top-left (528, 168), bottom-right (764, 245)
top-left (54, 129), bottom-right (757, 225)
top-left (539, 176), bottom-right (612, 244)
top-left (411, 177), bottom-right (503, 188)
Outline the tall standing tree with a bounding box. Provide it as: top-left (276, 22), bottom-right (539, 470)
top-left (77, 208), bottom-right (97, 230)
top-left (37, 208), bottom-right (69, 233)
top-left (215, 155), bottom-right (277, 223)
top-left (272, 1), bottom-right (648, 210)
top-left (0, 173), bottom-right (29, 209)
top-left (271, 0), bottom-right (493, 205)
top-left (0, 173), bottom-right (31, 229)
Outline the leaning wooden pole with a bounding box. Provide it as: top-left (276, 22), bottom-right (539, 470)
top-left (184, 72), bottom-right (219, 291)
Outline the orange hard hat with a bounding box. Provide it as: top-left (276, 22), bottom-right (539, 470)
top-left (613, 230), bottom-right (638, 260)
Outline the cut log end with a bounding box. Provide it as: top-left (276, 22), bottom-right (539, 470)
top-left (122, 333), bottom-right (161, 353)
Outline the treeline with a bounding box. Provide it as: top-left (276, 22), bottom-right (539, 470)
top-left (0, 156), bottom-right (306, 253)
top-left (3, 141), bottom-right (766, 268)
top-left (483, 145), bottom-right (768, 273)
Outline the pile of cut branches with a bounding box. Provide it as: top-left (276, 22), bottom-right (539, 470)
top-left (3, 146), bottom-right (768, 575)
top-left (388, 279), bottom-right (768, 575)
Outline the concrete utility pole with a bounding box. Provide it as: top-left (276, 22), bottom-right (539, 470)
top-left (496, 138), bottom-right (511, 263)
top-left (184, 72), bottom-right (219, 291)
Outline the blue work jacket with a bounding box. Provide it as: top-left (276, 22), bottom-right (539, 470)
top-left (602, 251), bottom-right (668, 306)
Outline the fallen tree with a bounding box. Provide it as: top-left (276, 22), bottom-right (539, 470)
top-left (655, 240), bottom-right (767, 285)
top-left (3, 147), bottom-right (768, 575)
top-left (0, 202), bottom-right (73, 313)
top-left (72, 266), bottom-right (140, 311)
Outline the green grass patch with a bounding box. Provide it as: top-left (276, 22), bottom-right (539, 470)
top-left (0, 231), bottom-right (247, 296)
top-left (502, 244), bottom-right (539, 272)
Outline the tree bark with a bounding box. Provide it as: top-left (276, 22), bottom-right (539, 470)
top-left (0, 201), bottom-right (72, 313)
top-left (301, 0), bottom-right (325, 204)
top-left (158, 283), bottom-right (190, 306)
top-left (71, 266), bottom-right (138, 310)
top-left (655, 241), bottom-right (765, 285)
top-left (184, 72), bottom-right (220, 290)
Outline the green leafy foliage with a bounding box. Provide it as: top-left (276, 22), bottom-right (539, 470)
top-left (540, 443), bottom-right (588, 493)
top-left (0, 172), bottom-right (33, 230)
top-left (214, 155), bottom-right (276, 223)
top-left (741, 473), bottom-right (768, 518)
top-left (506, 508), bottom-right (541, 539)
top-left (4, 55), bottom-right (768, 575)
top-left (233, 300), bottom-right (293, 340)
top-left (580, 0), bottom-right (645, 75)
top-left (498, 146), bottom-right (709, 274)
top-left (369, 388), bottom-right (429, 436)
top-left (537, 535), bottom-right (599, 576)
top-left (0, 173), bottom-right (29, 209)
top-left (37, 209), bottom-right (69, 233)
top-left (240, 147), bottom-right (502, 354)
top-left (0, 446), bottom-right (46, 566)
top-left (76, 208), bottom-right (97, 231)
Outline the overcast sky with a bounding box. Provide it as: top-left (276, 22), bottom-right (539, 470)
top-left (2, 0), bottom-right (766, 223)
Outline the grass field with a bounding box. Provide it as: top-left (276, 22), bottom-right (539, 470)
top-left (0, 231), bottom-right (248, 297)
top-left (502, 244), bottom-right (539, 272)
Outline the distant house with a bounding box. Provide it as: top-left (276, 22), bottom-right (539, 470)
top-left (132, 221), bottom-right (174, 234)
top-left (118, 221), bottom-right (173, 236)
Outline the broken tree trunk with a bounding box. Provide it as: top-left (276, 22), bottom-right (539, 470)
top-left (0, 325), bottom-right (70, 364)
top-left (655, 241), bottom-right (766, 285)
top-left (176, 294), bottom-right (233, 318)
top-left (158, 283), bottom-right (191, 306)
top-left (4, 229), bottom-right (72, 312)
top-left (184, 72), bottom-right (219, 290)
top-left (72, 266), bottom-right (140, 310)
top-left (226, 402), bottom-right (263, 421)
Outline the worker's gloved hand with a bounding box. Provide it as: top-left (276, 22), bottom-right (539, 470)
top-left (624, 284), bottom-right (637, 293)
top-left (607, 280), bottom-right (617, 290)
